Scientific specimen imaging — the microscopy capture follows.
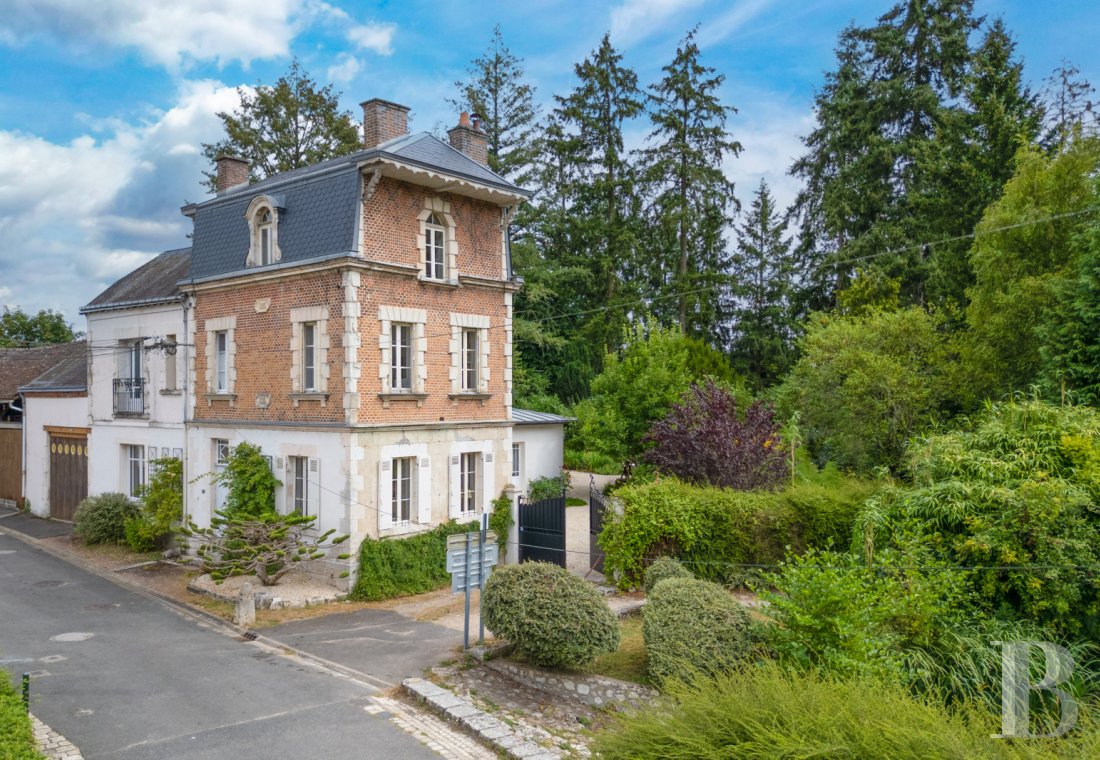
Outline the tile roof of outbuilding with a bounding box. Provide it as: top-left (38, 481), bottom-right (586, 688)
top-left (82, 248), bottom-right (191, 313)
top-left (18, 342), bottom-right (88, 394)
top-left (0, 342), bottom-right (86, 400)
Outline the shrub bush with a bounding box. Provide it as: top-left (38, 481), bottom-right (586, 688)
top-left (643, 577), bottom-right (752, 686)
top-left (482, 562), bottom-right (619, 668)
top-left (213, 442), bottom-right (281, 517)
top-left (593, 663), bottom-right (1100, 760)
top-left (528, 473), bottom-right (569, 501)
top-left (643, 557), bottom-right (692, 594)
top-left (600, 475), bottom-right (875, 589)
top-left (1, 671), bottom-right (44, 760)
top-left (124, 457), bottom-right (183, 552)
top-left (351, 519), bottom-right (476, 600)
top-left (73, 492), bottom-right (139, 545)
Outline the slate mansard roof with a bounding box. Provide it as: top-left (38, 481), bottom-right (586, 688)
top-left (81, 248), bottom-right (192, 314)
top-left (185, 132), bottom-right (532, 282)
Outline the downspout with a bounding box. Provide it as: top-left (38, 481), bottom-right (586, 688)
top-left (181, 292), bottom-right (192, 524)
top-left (17, 393), bottom-right (26, 511)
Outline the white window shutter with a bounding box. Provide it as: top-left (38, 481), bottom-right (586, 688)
top-left (307, 458), bottom-right (321, 520)
top-left (378, 459), bottom-right (393, 531)
top-left (481, 449), bottom-right (495, 513)
top-left (449, 454), bottom-right (461, 519)
top-left (417, 457), bottom-right (432, 524)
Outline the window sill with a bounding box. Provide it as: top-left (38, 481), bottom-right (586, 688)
top-left (417, 274), bottom-right (459, 288)
top-left (203, 393), bottom-right (237, 407)
top-left (449, 392), bottom-right (492, 406)
top-left (290, 392), bottom-right (329, 407)
top-left (113, 412), bottom-right (150, 420)
top-left (380, 522), bottom-right (431, 538)
top-left (159, 389), bottom-right (182, 396)
top-left (378, 391), bottom-right (428, 409)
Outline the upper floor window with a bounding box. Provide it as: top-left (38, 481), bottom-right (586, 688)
top-left (302, 322), bottom-right (317, 392)
top-left (214, 331), bottom-right (228, 392)
top-left (424, 213), bottom-right (446, 280)
top-left (390, 323), bottom-right (412, 391)
top-left (245, 196), bottom-right (281, 267)
top-left (461, 328), bottom-right (479, 392)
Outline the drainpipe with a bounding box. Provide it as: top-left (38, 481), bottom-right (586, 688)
top-left (16, 393), bottom-right (26, 511)
top-left (181, 293), bottom-right (192, 524)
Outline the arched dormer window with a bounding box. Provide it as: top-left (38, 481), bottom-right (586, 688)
top-left (417, 198), bottom-right (456, 283)
top-left (245, 196), bottom-right (282, 267)
top-left (424, 213), bottom-right (445, 280)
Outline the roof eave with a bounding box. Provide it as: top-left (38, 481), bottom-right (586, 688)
top-left (80, 294), bottom-right (185, 315)
top-left (360, 156), bottom-right (533, 203)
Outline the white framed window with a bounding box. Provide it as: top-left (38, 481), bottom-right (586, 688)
top-left (391, 456), bottom-right (416, 523)
top-left (461, 328), bottom-right (479, 391)
top-left (424, 213), bottom-right (446, 280)
top-left (214, 439), bottom-right (230, 466)
top-left (302, 322), bottom-right (317, 392)
top-left (390, 323), bottom-right (412, 391)
top-left (512, 442), bottom-right (523, 480)
top-left (460, 452), bottom-right (479, 514)
top-left (214, 331), bottom-right (228, 392)
top-left (127, 444), bottom-right (145, 498)
top-left (258, 209), bottom-right (273, 265)
top-left (290, 456), bottom-right (308, 515)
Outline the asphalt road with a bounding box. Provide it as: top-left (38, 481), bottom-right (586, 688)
top-left (0, 530), bottom-right (437, 760)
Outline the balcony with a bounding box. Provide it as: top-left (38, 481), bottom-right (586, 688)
top-left (113, 378), bottom-right (146, 416)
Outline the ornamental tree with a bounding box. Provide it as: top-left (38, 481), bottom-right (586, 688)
top-left (644, 380), bottom-right (786, 491)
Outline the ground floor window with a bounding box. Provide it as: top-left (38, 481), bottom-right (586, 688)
top-left (289, 456), bottom-right (310, 515)
top-left (460, 452), bottom-right (479, 514)
top-left (512, 442), bottom-right (523, 480)
top-left (391, 456), bottom-right (416, 523)
top-left (126, 444), bottom-right (145, 498)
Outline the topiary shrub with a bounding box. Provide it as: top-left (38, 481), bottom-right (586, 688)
top-left (73, 492), bottom-right (140, 545)
top-left (482, 562), bottom-right (620, 668)
top-left (643, 577), bottom-right (752, 686)
top-left (644, 557), bottom-right (692, 594)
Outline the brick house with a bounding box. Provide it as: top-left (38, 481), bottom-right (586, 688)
top-left (173, 100), bottom-right (543, 588)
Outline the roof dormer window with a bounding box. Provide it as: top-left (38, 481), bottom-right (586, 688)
top-left (245, 196), bottom-right (282, 268)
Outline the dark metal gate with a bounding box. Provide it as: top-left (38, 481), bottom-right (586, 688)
top-left (48, 432), bottom-right (88, 521)
top-left (518, 493), bottom-right (566, 567)
top-left (589, 480), bottom-right (609, 573)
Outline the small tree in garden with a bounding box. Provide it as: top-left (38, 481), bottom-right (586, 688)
top-left (644, 380), bottom-right (787, 490)
top-left (184, 511), bottom-right (350, 586)
top-left (125, 457), bottom-right (183, 551)
top-left (214, 442), bottom-right (280, 517)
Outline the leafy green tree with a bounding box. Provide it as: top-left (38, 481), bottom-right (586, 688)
top-left (728, 179), bottom-right (797, 388)
top-left (451, 25), bottom-right (540, 184)
top-left (0, 306), bottom-right (80, 347)
top-left (1039, 214), bottom-right (1100, 403)
top-left (638, 27), bottom-right (741, 339)
top-left (965, 138), bottom-right (1100, 396)
top-left (571, 322), bottom-right (737, 463)
top-left (776, 307), bottom-right (959, 474)
top-left (201, 60), bottom-right (361, 190)
top-left (213, 442), bottom-right (281, 518)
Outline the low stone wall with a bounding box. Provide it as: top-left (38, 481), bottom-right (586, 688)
top-left (484, 658), bottom-right (657, 709)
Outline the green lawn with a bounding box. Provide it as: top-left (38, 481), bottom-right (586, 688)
top-left (583, 612), bottom-right (648, 685)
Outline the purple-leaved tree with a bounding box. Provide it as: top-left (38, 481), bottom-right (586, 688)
top-left (644, 380), bottom-right (787, 490)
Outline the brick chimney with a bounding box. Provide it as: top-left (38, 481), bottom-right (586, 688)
top-left (361, 98), bottom-right (410, 149)
top-left (215, 155), bottom-right (249, 193)
top-left (448, 111), bottom-right (489, 166)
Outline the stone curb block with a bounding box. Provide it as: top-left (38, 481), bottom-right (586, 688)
top-left (402, 677), bottom-right (561, 760)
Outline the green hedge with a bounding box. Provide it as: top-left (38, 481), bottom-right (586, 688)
top-left (351, 520), bottom-right (476, 600)
top-left (643, 557), bottom-right (693, 594)
top-left (1, 673), bottom-right (43, 760)
top-left (600, 475), bottom-right (876, 589)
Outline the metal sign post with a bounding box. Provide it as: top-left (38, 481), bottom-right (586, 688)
top-left (479, 512), bottom-right (488, 644)
top-left (446, 529), bottom-right (499, 651)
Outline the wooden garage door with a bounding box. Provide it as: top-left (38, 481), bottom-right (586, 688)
top-left (49, 433), bottom-right (88, 521)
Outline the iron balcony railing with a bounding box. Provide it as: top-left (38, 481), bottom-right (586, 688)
top-left (113, 377), bottom-right (146, 415)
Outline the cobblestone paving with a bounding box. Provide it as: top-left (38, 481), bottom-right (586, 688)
top-left (31, 714), bottom-right (83, 760)
top-left (433, 663), bottom-right (610, 758)
top-left (366, 695), bottom-right (495, 760)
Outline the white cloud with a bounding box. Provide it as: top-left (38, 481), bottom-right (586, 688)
top-left (0, 79), bottom-right (242, 319)
top-left (610, 0), bottom-right (704, 45)
top-left (0, 0), bottom-right (300, 68)
top-left (723, 103), bottom-right (814, 215)
top-left (347, 22), bottom-right (396, 55)
top-left (695, 0), bottom-right (776, 47)
top-left (326, 53), bottom-right (363, 85)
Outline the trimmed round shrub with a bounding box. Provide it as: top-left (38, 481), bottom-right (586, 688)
top-left (73, 492), bottom-right (140, 545)
top-left (644, 557), bottom-right (693, 594)
top-left (643, 577), bottom-right (752, 686)
top-left (482, 562), bottom-right (620, 668)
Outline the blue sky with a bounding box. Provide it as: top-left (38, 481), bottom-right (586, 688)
top-left (1, 0), bottom-right (1097, 323)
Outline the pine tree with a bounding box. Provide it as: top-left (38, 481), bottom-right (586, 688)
top-left (791, 1), bottom-right (981, 306)
top-left (200, 61), bottom-right (360, 190)
top-left (1042, 61), bottom-right (1100, 150)
top-left (1040, 220), bottom-right (1100, 404)
top-left (728, 180), bottom-right (797, 389)
top-left (638, 27), bottom-right (741, 340)
top-left (451, 25), bottom-right (540, 184)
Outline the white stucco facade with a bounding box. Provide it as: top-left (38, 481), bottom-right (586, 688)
top-left (85, 304), bottom-right (186, 499)
top-left (22, 395), bottom-right (88, 518)
top-left (511, 422), bottom-right (567, 496)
